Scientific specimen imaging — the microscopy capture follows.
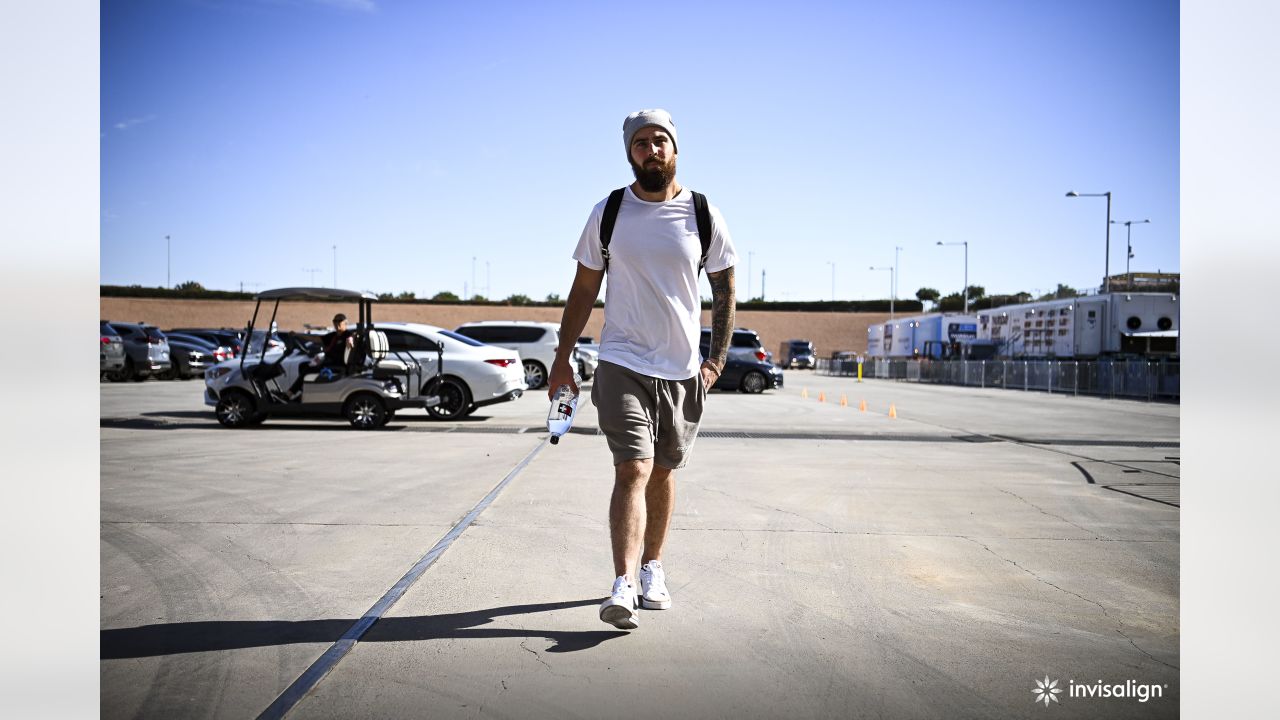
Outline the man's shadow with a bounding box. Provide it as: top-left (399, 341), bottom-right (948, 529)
top-left (101, 599), bottom-right (625, 659)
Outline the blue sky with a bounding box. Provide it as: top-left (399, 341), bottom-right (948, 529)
top-left (101, 0), bottom-right (1179, 303)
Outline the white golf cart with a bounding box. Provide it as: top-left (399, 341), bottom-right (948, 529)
top-left (204, 287), bottom-right (440, 429)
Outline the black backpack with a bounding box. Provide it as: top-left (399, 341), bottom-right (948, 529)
top-left (599, 187), bottom-right (713, 274)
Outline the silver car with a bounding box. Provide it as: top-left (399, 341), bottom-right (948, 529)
top-left (100, 321), bottom-right (126, 377)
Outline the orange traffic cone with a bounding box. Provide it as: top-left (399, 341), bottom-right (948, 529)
top-left (859, 399), bottom-right (867, 412)
top-left (818, 391), bottom-right (826, 403)
top-left (888, 403), bottom-right (897, 419)
top-left (839, 394), bottom-right (848, 407)
top-left (801, 388), bottom-right (809, 399)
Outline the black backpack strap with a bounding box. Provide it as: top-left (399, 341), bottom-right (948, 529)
top-left (691, 190), bottom-right (712, 273)
top-left (599, 187), bottom-right (626, 272)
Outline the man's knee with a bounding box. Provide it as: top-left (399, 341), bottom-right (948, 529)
top-left (614, 458), bottom-right (653, 487)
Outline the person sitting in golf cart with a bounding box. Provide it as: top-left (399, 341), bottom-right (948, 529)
top-left (288, 313), bottom-right (356, 397)
top-left (321, 313), bottom-right (356, 370)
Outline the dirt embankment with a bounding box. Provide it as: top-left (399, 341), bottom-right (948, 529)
top-left (102, 297), bottom-right (889, 357)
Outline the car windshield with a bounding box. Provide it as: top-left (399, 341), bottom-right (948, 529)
top-left (440, 330), bottom-right (486, 347)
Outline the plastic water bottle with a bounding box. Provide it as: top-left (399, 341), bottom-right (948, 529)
top-left (547, 384), bottom-right (578, 445)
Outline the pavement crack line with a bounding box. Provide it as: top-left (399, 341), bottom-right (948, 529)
top-left (519, 638), bottom-right (556, 674)
top-left (696, 485), bottom-right (837, 532)
top-left (254, 439), bottom-right (548, 720)
top-left (963, 536), bottom-right (1179, 671)
top-left (994, 488), bottom-right (1109, 540)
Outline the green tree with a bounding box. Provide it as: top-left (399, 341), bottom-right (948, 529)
top-left (916, 287), bottom-right (940, 309)
top-left (470, 294), bottom-right (489, 303)
top-left (506, 293), bottom-right (533, 306)
top-left (175, 280), bottom-right (205, 292)
top-left (431, 291), bottom-right (460, 302)
top-left (545, 293), bottom-right (563, 304)
top-left (964, 285), bottom-right (986, 300)
top-left (396, 290), bottom-right (416, 300)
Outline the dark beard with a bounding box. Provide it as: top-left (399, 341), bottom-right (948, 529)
top-left (630, 156), bottom-right (677, 193)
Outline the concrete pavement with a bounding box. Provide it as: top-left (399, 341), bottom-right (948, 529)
top-left (101, 373), bottom-right (1179, 719)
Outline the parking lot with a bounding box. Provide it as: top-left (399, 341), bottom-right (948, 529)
top-left (101, 374), bottom-right (1179, 719)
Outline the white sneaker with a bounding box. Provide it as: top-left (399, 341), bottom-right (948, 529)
top-left (639, 560), bottom-right (671, 610)
top-left (600, 575), bottom-right (639, 629)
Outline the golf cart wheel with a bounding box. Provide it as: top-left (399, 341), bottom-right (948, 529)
top-left (425, 377), bottom-right (473, 421)
top-left (523, 360), bottom-right (547, 390)
top-left (740, 370), bottom-right (767, 394)
top-left (215, 389), bottom-right (258, 428)
top-left (344, 392), bottom-right (387, 430)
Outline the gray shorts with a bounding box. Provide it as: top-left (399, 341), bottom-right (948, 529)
top-left (590, 360), bottom-right (706, 469)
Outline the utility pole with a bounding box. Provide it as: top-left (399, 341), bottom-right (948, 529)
top-left (761, 268), bottom-right (766, 301)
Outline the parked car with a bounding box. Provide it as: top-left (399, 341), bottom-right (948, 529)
top-left (453, 321), bottom-right (563, 390)
top-left (700, 327), bottom-right (769, 364)
top-left (374, 322), bottom-right (526, 420)
top-left (205, 288), bottom-right (440, 429)
top-left (100, 321), bottom-right (126, 378)
top-left (166, 328), bottom-right (245, 358)
top-left (165, 332), bottom-right (234, 363)
top-left (701, 340), bottom-right (784, 393)
top-left (104, 322), bottom-right (172, 381)
top-left (575, 345), bottom-right (598, 380)
top-left (161, 335), bottom-right (216, 380)
top-left (778, 339), bottom-right (816, 369)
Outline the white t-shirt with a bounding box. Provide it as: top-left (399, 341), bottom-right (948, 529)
top-left (573, 186), bottom-right (737, 380)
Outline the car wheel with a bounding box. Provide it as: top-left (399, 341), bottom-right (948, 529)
top-left (344, 392), bottom-right (387, 430)
top-left (156, 364), bottom-right (177, 381)
top-left (215, 389), bottom-right (257, 428)
top-left (106, 362), bottom-right (130, 383)
top-left (381, 410), bottom-right (395, 427)
top-left (425, 377), bottom-right (473, 421)
top-left (740, 370), bottom-right (767, 394)
top-left (523, 360), bottom-right (547, 390)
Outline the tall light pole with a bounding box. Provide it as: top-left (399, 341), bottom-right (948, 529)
top-left (826, 261), bottom-right (835, 301)
top-left (894, 245), bottom-right (903, 306)
top-left (166, 235), bottom-right (171, 289)
top-left (870, 266), bottom-right (894, 318)
top-left (936, 241), bottom-right (969, 314)
top-left (1066, 190), bottom-right (1113, 292)
top-left (303, 267), bottom-right (321, 285)
top-left (1111, 218), bottom-right (1151, 279)
top-left (332, 245), bottom-right (337, 288)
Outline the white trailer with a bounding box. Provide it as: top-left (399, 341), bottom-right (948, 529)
top-left (870, 313), bottom-right (979, 359)
top-left (975, 292), bottom-right (1178, 359)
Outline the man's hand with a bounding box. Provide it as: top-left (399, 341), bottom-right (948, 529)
top-left (345, 335), bottom-right (355, 348)
top-left (547, 358), bottom-right (578, 400)
top-left (699, 360), bottom-right (721, 391)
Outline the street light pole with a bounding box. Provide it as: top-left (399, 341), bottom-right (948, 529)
top-left (303, 267), bottom-right (321, 285)
top-left (1066, 190), bottom-right (1113, 292)
top-left (894, 245), bottom-right (902, 307)
top-left (935, 241), bottom-right (969, 314)
top-left (1111, 219), bottom-right (1151, 279)
top-left (870, 266), bottom-right (894, 318)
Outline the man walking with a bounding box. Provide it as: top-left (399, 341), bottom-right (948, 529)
top-left (548, 109), bottom-right (737, 630)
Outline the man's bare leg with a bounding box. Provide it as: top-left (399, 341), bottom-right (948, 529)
top-left (641, 465), bottom-right (675, 566)
top-left (609, 459), bottom-right (653, 578)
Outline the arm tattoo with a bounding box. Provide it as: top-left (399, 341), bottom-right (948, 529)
top-left (706, 267), bottom-right (736, 368)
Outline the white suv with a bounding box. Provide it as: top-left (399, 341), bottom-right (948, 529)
top-left (453, 321), bottom-right (564, 390)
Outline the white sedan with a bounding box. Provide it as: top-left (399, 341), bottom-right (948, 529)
top-left (374, 322), bottom-right (526, 420)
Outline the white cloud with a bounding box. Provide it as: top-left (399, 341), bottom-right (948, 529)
top-left (113, 115), bottom-right (157, 131)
